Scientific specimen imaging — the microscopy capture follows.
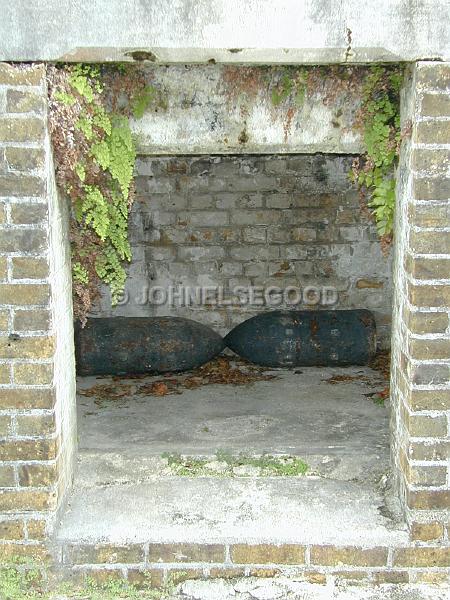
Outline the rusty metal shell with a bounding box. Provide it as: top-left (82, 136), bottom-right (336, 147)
top-left (75, 317), bottom-right (225, 376)
top-left (225, 309), bottom-right (377, 367)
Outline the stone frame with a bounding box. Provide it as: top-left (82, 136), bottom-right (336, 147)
top-left (0, 60), bottom-right (449, 580)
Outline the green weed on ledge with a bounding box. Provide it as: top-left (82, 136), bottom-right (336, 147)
top-left (162, 450), bottom-right (308, 477)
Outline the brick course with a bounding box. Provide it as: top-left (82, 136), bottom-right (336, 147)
top-left (390, 61), bottom-right (450, 539)
top-left (0, 62), bottom-right (76, 559)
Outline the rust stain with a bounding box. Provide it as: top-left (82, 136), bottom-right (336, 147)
top-left (310, 318), bottom-right (319, 337)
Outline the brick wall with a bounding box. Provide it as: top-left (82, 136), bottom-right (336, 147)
top-left (0, 63), bottom-right (76, 559)
top-left (391, 61), bottom-right (450, 538)
top-left (0, 59), bottom-right (448, 575)
top-left (96, 154), bottom-right (393, 347)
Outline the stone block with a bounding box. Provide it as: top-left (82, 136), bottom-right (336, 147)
top-left (10, 202), bottom-right (48, 224)
top-left (407, 413), bottom-right (447, 438)
top-left (0, 466), bottom-right (15, 487)
top-left (187, 211), bottom-right (229, 226)
top-left (409, 230), bottom-right (450, 255)
top-left (412, 148), bottom-right (450, 176)
top-left (4, 147), bottom-right (45, 171)
top-left (127, 569), bottom-right (164, 588)
top-left (372, 571), bottom-right (409, 584)
top-left (231, 210), bottom-right (281, 225)
top-left (0, 257), bottom-right (6, 281)
top-left (410, 522), bottom-right (444, 542)
top-left (12, 257), bottom-right (49, 280)
top-left (190, 195), bottom-right (214, 209)
top-left (0, 118), bottom-right (44, 143)
top-left (0, 439), bottom-right (57, 461)
top-left (410, 363), bottom-right (449, 386)
top-left (6, 90), bottom-right (44, 113)
top-left (0, 388), bottom-right (55, 410)
top-left (230, 543), bottom-right (305, 565)
top-left (0, 543), bottom-right (50, 562)
top-left (409, 337), bottom-right (450, 360)
top-left (407, 388), bottom-right (450, 411)
top-left (0, 490), bottom-right (56, 512)
top-left (393, 547), bottom-right (450, 567)
top-left (13, 363), bottom-right (53, 386)
top-left (0, 64), bottom-right (44, 86)
top-left (16, 413), bottom-right (56, 436)
top-left (13, 309), bottom-right (50, 331)
top-left (178, 246), bottom-right (225, 261)
top-left (291, 227), bottom-right (317, 242)
top-left (66, 543), bottom-right (145, 565)
top-left (242, 227), bottom-right (267, 243)
top-left (416, 64), bottom-right (450, 91)
top-left (409, 203), bottom-right (450, 228)
top-left (26, 519), bottom-right (47, 540)
top-left (409, 465), bottom-right (447, 487)
top-left (0, 415), bottom-right (11, 436)
top-left (421, 93), bottom-right (450, 117)
top-left (18, 463), bottom-right (57, 487)
top-left (0, 229), bottom-right (47, 253)
top-left (229, 246), bottom-right (279, 261)
top-left (6, 290), bottom-right (40, 321)
top-left (413, 177), bottom-right (450, 201)
top-left (0, 520), bottom-right (25, 540)
top-left (406, 256), bottom-right (450, 280)
top-left (148, 543), bottom-right (225, 563)
top-left (408, 283), bottom-right (450, 307)
top-left (310, 546), bottom-right (388, 567)
top-left (415, 121), bottom-right (450, 144)
top-left (410, 441), bottom-right (450, 461)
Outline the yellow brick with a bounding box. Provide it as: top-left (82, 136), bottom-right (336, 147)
top-left (0, 284), bottom-right (49, 306)
top-left (311, 546), bottom-right (388, 567)
top-left (14, 363), bottom-right (53, 385)
top-left (0, 335), bottom-right (55, 359)
top-left (0, 363), bottom-right (10, 384)
top-left (0, 520), bottom-right (25, 540)
top-left (0, 490), bottom-right (56, 512)
top-left (231, 544), bottom-right (305, 565)
top-left (12, 257), bottom-right (49, 280)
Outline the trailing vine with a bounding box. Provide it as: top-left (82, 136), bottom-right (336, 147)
top-left (47, 64), bottom-right (163, 323)
top-left (261, 65), bottom-right (404, 251)
top-left (350, 66), bottom-right (404, 251)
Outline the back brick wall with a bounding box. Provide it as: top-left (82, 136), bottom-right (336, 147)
top-left (95, 154), bottom-right (393, 347)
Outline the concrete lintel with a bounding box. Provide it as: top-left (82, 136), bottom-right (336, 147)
top-left (0, 0), bottom-right (449, 64)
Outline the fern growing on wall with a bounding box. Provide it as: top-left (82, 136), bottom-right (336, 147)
top-left (47, 63), bottom-right (163, 323)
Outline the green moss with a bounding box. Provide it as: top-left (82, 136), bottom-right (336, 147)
top-left (0, 560), bottom-right (179, 599)
top-left (163, 451), bottom-right (308, 477)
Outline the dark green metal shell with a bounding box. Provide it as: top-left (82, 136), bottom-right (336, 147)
top-left (225, 309), bottom-right (377, 367)
top-left (75, 317), bottom-right (225, 376)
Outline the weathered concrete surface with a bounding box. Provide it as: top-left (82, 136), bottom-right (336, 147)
top-left (176, 579), bottom-right (449, 600)
top-left (53, 580), bottom-right (450, 599)
top-left (131, 66), bottom-right (363, 154)
top-left (56, 476), bottom-right (407, 546)
top-left (57, 366), bottom-right (405, 546)
top-left (76, 366), bottom-right (389, 464)
top-left (1, 1), bottom-right (449, 63)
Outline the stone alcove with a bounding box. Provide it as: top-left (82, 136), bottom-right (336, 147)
top-left (0, 1), bottom-right (449, 584)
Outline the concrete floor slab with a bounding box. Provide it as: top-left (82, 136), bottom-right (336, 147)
top-left (77, 366), bottom-right (388, 466)
top-left (56, 476), bottom-right (407, 546)
top-left (55, 366), bottom-right (408, 548)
